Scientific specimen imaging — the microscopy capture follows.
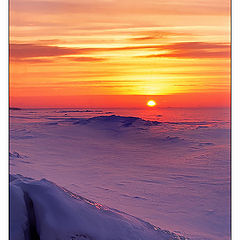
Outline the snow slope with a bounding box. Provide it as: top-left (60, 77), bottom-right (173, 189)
top-left (10, 174), bottom-right (188, 240)
top-left (10, 108), bottom-right (231, 240)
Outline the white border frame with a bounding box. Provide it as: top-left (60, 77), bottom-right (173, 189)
top-left (1, 0), bottom-right (239, 239)
top-left (232, 0), bottom-right (240, 239)
top-left (0, 0), bottom-right (9, 238)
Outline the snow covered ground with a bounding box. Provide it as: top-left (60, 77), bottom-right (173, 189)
top-left (10, 174), bottom-right (188, 240)
top-left (9, 108), bottom-right (231, 240)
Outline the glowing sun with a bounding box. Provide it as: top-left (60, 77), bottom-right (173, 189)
top-left (147, 100), bottom-right (156, 107)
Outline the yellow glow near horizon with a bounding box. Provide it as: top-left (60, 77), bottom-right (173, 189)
top-left (147, 100), bottom-right (156, 107)
top-left (9, 0), bottom-right (231, 108)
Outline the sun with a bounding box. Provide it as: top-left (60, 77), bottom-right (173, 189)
top-left (147, 100), bottom-right (156, 107)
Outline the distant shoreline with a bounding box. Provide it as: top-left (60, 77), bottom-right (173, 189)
top-left (9, 107), bottom-right (22, 110)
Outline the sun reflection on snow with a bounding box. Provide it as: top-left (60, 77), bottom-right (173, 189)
top-left (62, 187), bottom-right (108, 210)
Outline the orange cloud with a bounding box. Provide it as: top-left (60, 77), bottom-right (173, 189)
top-left (66, 57), bottom-right (106, 62)
top-left (142, 42), bottom-right (230, 59)
top-left (10, 44), bottom-right (81, 58)
top-left (11, 0), bottom-right (230, 17)
top-left (9, 0), bottom-right (231, 108)
top-left (10, 41), bottom-right (230, 61)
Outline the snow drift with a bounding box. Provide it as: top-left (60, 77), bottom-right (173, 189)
top-left (10, 174), bottom-right (188, 240)
top-left (10, 108), bottom-right (231, 240)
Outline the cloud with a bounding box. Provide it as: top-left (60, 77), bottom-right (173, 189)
top-left (10, 41), bottom-right (230, 63)
top-left (11, 0), bottom-right (230, 16)
top-left (148, 51), bottom-right (230, 59)
top-left (53, 80), bottom-right (138, 86)
top-left (130, 36), bottom-right (159, 41)
top-left (160, 42), bottom-right (230, 50)
top-left (9, 44), bottom-right (107, 63)
top-left (9, 43), bottom-right (157, 62)
top-left (66, 57), bottom-right (106, 62)
top-left (129, 30), bottom-right (192, 42)
top-left (140, 42), bottom-right (230, 59)
top-left (9, 43), bottom-right (82, 58)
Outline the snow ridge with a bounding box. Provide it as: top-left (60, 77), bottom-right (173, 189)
top-left (10, 174), bottom-right (189, 240)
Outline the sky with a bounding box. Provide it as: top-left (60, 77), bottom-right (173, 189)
top-left (9, 0), bottom-right (231, 108)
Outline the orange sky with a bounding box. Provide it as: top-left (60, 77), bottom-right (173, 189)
top-left (9, 0), bottom-right (231, 108)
